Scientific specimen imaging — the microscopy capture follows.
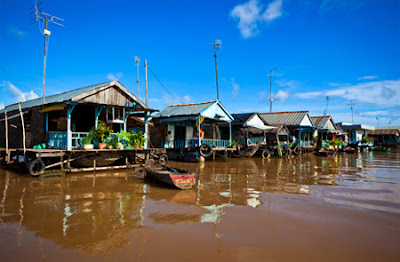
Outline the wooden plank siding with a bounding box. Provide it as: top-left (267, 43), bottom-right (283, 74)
top-left (78, 86), bottom-right (132, 107)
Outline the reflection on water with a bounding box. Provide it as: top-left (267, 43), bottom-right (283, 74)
top-left (0, 150), bottom-right (400, 260)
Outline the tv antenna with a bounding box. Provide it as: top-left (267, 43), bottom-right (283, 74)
top-left (134, 56), bottom-right (140, 98)
top-left (210, 40), bottom-right (221, 101)
top-left (347, 100), bottom-right (357, 124)
top-left (29, 1), bottom-right (64, 104)
top-left (268, 68), bottom-right (277, 112)
top-left (323, 96), bottom-right (330, 116)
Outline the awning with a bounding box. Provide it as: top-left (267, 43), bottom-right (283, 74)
top-left (40, 104), bottom-right (67, 113)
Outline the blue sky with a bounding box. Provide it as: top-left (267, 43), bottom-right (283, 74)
top-left (1, 0), bottom-right (399, 126)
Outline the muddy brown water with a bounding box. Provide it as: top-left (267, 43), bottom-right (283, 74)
top-left (1, 150), bottom-right (400, 262)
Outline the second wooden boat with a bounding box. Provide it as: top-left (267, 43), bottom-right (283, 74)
top-left (145, 162), bottom-right (196, 190)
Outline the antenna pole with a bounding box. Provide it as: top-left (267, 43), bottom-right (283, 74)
top-left (349, 100), bottom-right (354, 124)
top-left (211, 40), bottom-right (221, 101)
top-left (144, 59), bottom-right (148, 106)
top-left (135, 56), bottom-right (140, 98)
top-left (42, 19), bottom-right (48, 104)
top-left (268, 68), bottom-right (277, 113)
top-left (31, 3), bottom-right (64, 105)
top-left (324, 96), bottom-right (330, 116)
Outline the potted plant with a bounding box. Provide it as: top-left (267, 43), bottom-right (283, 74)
top-left (312, 136), bottom-right (318, 147)
top-left (95, 120), bottom-right (113, 149)
top-left (229, 140), bottom-right (239, 149)
top-left (106, 138), bottom-right (119, 149)
top-left (134, 131), bottom-right (145, 148)
top-left (81, 132), bottom-right (94, 150)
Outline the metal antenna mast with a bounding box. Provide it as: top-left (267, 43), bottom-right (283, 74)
top-left (268, 68), bottom-right (277, 113)
top-left (323, 96), bottom-right (330, 116)
top-left (29, 1), bottom-right (64, 104)
top-left (348, 100), bottom-right (356, 124)
top-left (134, 56), bottom-right (140, 98)
top-left (210, 40), bottom-right (221, 101)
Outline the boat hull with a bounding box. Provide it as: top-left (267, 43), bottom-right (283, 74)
top-left (145, 166), bottom-right (196, 189)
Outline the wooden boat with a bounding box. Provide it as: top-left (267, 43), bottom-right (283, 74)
top-left (372, 147), bottom-right (391, 152)
top-left (72, 151), bottom-right (121, 167)
top-left (236, 140), bottom-right (261, 158)
top-left (145, 161), bottom-right (196, 190)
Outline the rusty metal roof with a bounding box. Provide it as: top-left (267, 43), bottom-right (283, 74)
top-left (259, 111), bottom-right (311, 127)
top-left (366, 129), bottom-right (399, 135)
top-left (0, 80), bottom-right (149, 114)
top-left (311, 115), bottom-right (338, 131)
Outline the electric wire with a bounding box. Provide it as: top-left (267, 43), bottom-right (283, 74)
top-left (147, 66), bottom-right (185, 104)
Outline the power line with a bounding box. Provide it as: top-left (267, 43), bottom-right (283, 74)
top-left (147, 66), bottom-right (184, 104)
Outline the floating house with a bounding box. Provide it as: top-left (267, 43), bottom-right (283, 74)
top-left (258, 111), bottom-right (316, 148)
top-left (150, 101), bottom-right (234, 149)
top-left (230, 113), bottom-right (289, 146)
top-left (366, 128), bottom-right (399, 147)
top-left (0, 80), bottom-right (152, 151)
top-left (336, 122), bottom-right (375, 145)
top-left (310, 115), bottom-right (340, 147)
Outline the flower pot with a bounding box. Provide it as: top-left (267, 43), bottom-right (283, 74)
top-left (98, 143), bottom-right (107, 149)
top-left (125, 146), bottom-right (132, 149)
top-left (117, 143), bottom-right (124, 149)
top-left (83, 144), bottom-right (94, 150)
top-left (108, 145), bottom-right (113, 149)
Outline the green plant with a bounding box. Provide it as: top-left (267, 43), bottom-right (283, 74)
top-left (116, 131), bottom-right (132, 145)
top-left (133, 131), bottom-right (145, 148)
top-left (361, 137), bottom-right (369, 143)
top-left (328, 139), bottom-right (341, 146)
top-left (313, 136), bottom-right (318, 143)
top-left (81, 133), bottom-right (94, 145)
top-left (229, 140), bottom-right (239, 147)
top-left (95, 120), bottom-right (113, 143)
top-left (106, 138), bottom-right (119, 149)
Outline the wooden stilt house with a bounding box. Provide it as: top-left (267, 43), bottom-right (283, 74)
top-left (150, 101), bottom-right (234, 149)
top-left (258, 111), bottom-right (317, 148)
top-left (0, 80), bottom-right (153, 151)
top-left (310, 115), bottom-right (339, 147)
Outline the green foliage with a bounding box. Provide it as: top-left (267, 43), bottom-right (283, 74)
top-left (106, 138), bottom-right (119, 149)
top-left (361, 137), bottom-right (369, 143)
top-left (95, 120), bottom-right (113, 143)
top-left (313, 136), bottom-right (318, 143)
top-left (229, 140), bottom-right (239, 147)
top-left (328, 139), bottom-right (342, 146)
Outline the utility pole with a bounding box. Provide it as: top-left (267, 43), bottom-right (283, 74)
top-left (210, 40), bottom-right (221, 101)
top-left (323, 96), bottom-right (330, 116)
top-left (348, 100), bottom-right (355, 124)
top-left (144, 60), bottom-right (148, 106)
top-left (134, 56), bottom-right (140, 98)
top-left (30, 2), bottom-right (64, 104)
top-left (268, 68), bottom-right (277, 113)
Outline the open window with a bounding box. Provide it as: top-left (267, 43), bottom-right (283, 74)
top-left (106, 106), bottom-right (125, 124)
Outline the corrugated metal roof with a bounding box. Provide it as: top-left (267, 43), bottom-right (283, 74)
top-left (0, 81), bottom-right (113, 113)
top-left (156, 101), bottom-right (217, 118)
top-left (259, 111), bottom-right (309, 127)
top-left (231, 113), bottom-right (256, 125)
top-left (366, 129), bottom-right (399, 135)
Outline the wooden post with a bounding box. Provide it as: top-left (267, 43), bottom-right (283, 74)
top-left (18, 102), bottom-right (26, 154)
top-left (4, 106), bottom-right (8, 163)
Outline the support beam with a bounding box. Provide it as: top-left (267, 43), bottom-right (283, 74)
top-left (18, 102), bottom-right (26, 154)
top-left (198, 117), bottom-right (202, 146)
top-left (5, 106), bottom-right (8, 163)
top-left (66, 105), bottom-right (76, 150)
top-left (94, 106), bottom-right (105, 129)
top-left (229, 122), bottom-right (232, 144)
top-left (144, 112), bottom-right (149, 149)
top-left (124, 108), bottom-right (134, 132)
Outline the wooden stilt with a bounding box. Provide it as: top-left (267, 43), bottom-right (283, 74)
top-left (4, 107), bottom-right (8, 163)
top-left (18, 102), bottom-right (26, 154)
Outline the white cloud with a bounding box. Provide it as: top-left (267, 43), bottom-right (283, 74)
top-left (231, 0), bottom-right (283, 38)
top-left (231, 78), bottom-right (240, 98)
top-left (295, 79), bottom-right (400, 107)
top-left (0, 81), bottom-right (39, 103)
top-left (359, 111), bottom-right (389, 117)
top-left (275, 90), bottom-right (289, 102)
top-left (262, 0), bottom-right (283, 21)
top-left (276, 79), bottom-right (301, 89)
top-left (106, 72), bottom-right (123, 81)
top-left (358, 75), bottom-right (377, 81)
top-left (0, 102), bottom-right (4, 109)
top-left (183, 95), bottom-right (191, 103)
top-left (8, 25), bottom-right (28, 40)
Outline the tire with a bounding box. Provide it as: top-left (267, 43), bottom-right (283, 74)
top-left (158, 154), bottom-right (168, 166)
top-left (199, 144), bottom-right (213, 158)
top-left (28, 158), bottom-right (45, 177)
top-left (262, 149), bottom-right (271, 159)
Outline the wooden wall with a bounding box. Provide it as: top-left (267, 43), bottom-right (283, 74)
top-left (79, 87), bottom-right (132, 107)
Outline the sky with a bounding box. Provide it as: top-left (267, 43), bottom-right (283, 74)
top-left (0, 0), bottom-right (399, 127)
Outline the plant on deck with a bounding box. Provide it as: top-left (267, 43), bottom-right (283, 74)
top-left (95, 120), bottom-right (114, 143)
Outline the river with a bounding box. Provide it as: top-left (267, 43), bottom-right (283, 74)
top-left (0, 150), bottom-right (399, 261)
